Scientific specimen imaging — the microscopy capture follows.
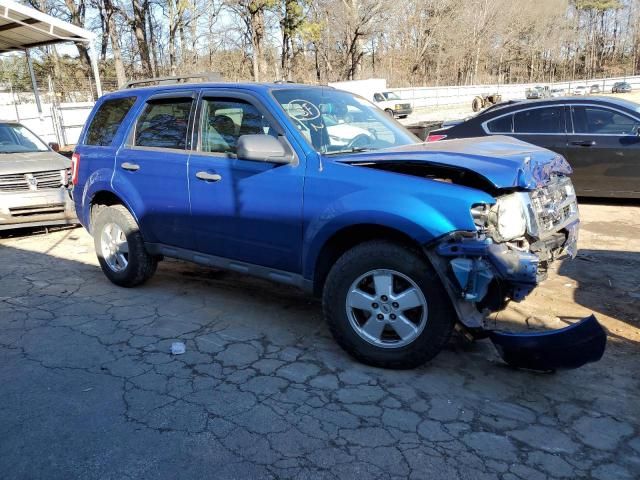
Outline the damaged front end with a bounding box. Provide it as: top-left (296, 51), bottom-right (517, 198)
top-left (426, 161), bottom-right (606, 371)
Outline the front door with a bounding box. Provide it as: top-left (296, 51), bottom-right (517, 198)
top-left (187, 91), bottom-right (305, 273)
top-left (566, 105), bottom-right (640, 196)
top-left (113, 92), bottom-right (195, 249)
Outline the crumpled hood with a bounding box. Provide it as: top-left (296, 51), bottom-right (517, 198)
top-left (332, 135), bottom-right (572, 190)
top-left (0, 151), bottom-right (70, 175)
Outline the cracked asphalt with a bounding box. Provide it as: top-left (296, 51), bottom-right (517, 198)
top-left (0, 203), bottom-right (638, 479)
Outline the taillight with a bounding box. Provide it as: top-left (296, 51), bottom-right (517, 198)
top-left (71, 152), bottom-right (80, 185)
top-left (426, 134), bottom-right (447, 142)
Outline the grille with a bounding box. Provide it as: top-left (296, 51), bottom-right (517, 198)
top-left (528, 176), bottom-right (579, 238)
top-left (0, 170), bottom-right (65, 193)
top-left (9, 203), bottom-right (65, 217)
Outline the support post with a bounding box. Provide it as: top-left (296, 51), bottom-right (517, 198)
top-left (25, 49), bottom-right (42, 115)
top-left (89, 44), bottom-right (103, 98)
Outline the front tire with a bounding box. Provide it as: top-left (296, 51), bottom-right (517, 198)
top-left (92, 204), bottom-right (157, 287)
top-left (323, 241), bottom-right (455, 369)
top-left (384, 108), bottom-right (394, 117)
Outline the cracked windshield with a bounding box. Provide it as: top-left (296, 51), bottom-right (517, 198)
top-left (272, 88), bottom-right (418, 154)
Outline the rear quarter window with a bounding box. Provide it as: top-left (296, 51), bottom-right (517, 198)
top-left (486, 114), bottom-right (513, 133)
top-left (85, 97), bottom-right (137, 146)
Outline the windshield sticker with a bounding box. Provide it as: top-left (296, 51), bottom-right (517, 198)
top-left (286, 99), bottom-right (321, 121)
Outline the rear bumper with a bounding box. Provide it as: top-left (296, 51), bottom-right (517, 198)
top-left (0, 187), bottom-right (77, 231)
top-left (490, 314), bottom-right (606, 371)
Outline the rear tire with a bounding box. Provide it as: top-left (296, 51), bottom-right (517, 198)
top-left (92, 204), bottom-right (157, 287)
top-left (472, 96), bottom-right (483, 112)
top-left (322, 240), bottom-right (456, 369)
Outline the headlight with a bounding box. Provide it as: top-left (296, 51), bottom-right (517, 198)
top-left (488, 193), bottom-right (527, 242)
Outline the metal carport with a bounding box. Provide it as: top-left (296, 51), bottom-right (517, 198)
top-left (0, 0), bottom-right (101, 114)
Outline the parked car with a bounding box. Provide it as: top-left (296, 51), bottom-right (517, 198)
top-left (373, 91), bottom-right (413, 118)
top-left (590, 84), bottom-right (601, 94)
top-left (525, 86), bottom-right (548, 99)
top-left (329, 79), bottom-right (413, 118)
top-left (428, 97), bottom-right (640, 198)
top-left (549, 88), bottom-right (565, 98)
top-left (72, 81), bottom-right (605, 370)
top-left (572, 85), bottom-right (588, 96)
top-left (0, 122), bottom-right (76, 231)
top-left (612, 81), bottom-right (632, 93)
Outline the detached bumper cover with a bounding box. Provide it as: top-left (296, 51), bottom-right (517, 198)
top-left (489, 315), bottom-right (606, 371)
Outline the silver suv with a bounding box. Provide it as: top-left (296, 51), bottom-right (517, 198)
top-left (0, 122), bottom-right (76, 231)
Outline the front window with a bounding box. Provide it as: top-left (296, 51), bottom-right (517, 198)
top-left (571, 106), bottom-right (640, 135)
top-left (0, 123), bottom-right (49, 153)
top-left (382, 92), bottom-right (401, 101)
top-left (272, 87), bottom-right (418, 154)
top-left (199, 98), bottom-right (275, 154)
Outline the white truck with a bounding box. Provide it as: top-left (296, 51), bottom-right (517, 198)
top-left (329, 78), bottom-right (413, 118)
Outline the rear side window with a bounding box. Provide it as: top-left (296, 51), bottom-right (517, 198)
top-left (486, 115), bottom-right (512, 133)
top-left (513, 107), bottom-right (564, 134)
top-left (572, 106), bottom-right (640, 135)
top-left (134, 98), bottom-right (194, 150)
top-left (85, 97), bottom-right (136, 146)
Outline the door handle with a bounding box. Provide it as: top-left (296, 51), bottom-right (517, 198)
top-left (121, 162), bottom-right (140, 171)
top-left (196, 171), bottom-right (222, 182)
top-left (570, 140), bottom-right (596, 147)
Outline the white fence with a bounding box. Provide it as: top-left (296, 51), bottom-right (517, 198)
top-left (0, 101), bottom-right (93, 145)
top-left (1, 75), bottom-right (639, 145)
top-left (392, 75), bottom-right (640, 108)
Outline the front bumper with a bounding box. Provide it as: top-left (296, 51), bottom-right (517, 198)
top-left (0, 186), bottom-right (77, 231)
top-left (393, 106), bottom-right (413, 116)
top-left (490, 315), bottom-right (606, 371)
top-left (426, 174), bottom-right (604, 370)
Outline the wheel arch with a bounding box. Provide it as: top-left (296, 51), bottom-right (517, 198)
top-left (311, 224), bottom-right (424, 296)
top-left (88, 190), bottom-right (137, 233)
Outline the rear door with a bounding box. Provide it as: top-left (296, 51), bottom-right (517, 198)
top-left (113, 91), bottom-right (196, 248)
top-left (510, 105), bottom-right (569, 158)
top-left (187, 90), bottom-right (305, 273)
top-left (566, 105), bottom-right (640, 196)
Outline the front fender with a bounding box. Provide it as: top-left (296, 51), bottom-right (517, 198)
top-left (302, 187), bottom-right (492, 279)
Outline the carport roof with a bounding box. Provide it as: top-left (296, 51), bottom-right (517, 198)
top-left (0, 0), bottom-right (94, 54)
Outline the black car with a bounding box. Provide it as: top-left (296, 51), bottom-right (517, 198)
top-left (427, 97), bottom-right (640, 198)
top-left (611, 82), bottom-right (632, 93)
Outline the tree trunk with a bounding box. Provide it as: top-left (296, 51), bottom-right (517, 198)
top-left (131, 0), bottom-right (153, 77)
top-left (103, 0), bottom-right (126, 87)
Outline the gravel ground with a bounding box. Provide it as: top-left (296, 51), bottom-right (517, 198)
top-left (0, 202), bottom-right (638, 479)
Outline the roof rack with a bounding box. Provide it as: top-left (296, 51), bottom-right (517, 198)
top-left (123, 72), bottom-right (223, 89)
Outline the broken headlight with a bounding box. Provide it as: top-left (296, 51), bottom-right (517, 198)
top-left (488, 193), bottom-right (527, 242)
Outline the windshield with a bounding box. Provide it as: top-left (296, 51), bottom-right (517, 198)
top-left (0, 124), bottom-right (49, 153)
top-left (272, 87), bottom-right (418, 155)
top-left (382, 91), bottom-right (401, 100)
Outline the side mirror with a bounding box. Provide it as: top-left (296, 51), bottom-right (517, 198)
top-left (236, 135), bottom-right (294, 164)
top-left (49, 142), bottom-right (60, 152)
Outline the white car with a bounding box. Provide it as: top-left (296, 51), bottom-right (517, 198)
top-left (572, 86), bottom-right (588, 96)
top-left (549, 88), bottom-right (565, 98)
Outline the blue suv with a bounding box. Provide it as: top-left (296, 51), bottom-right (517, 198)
top-left (72, 81), bottom-right (605, 370)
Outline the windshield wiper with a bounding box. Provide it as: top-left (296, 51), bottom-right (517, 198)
top-left (325, 147), bottom-right (375, 155)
